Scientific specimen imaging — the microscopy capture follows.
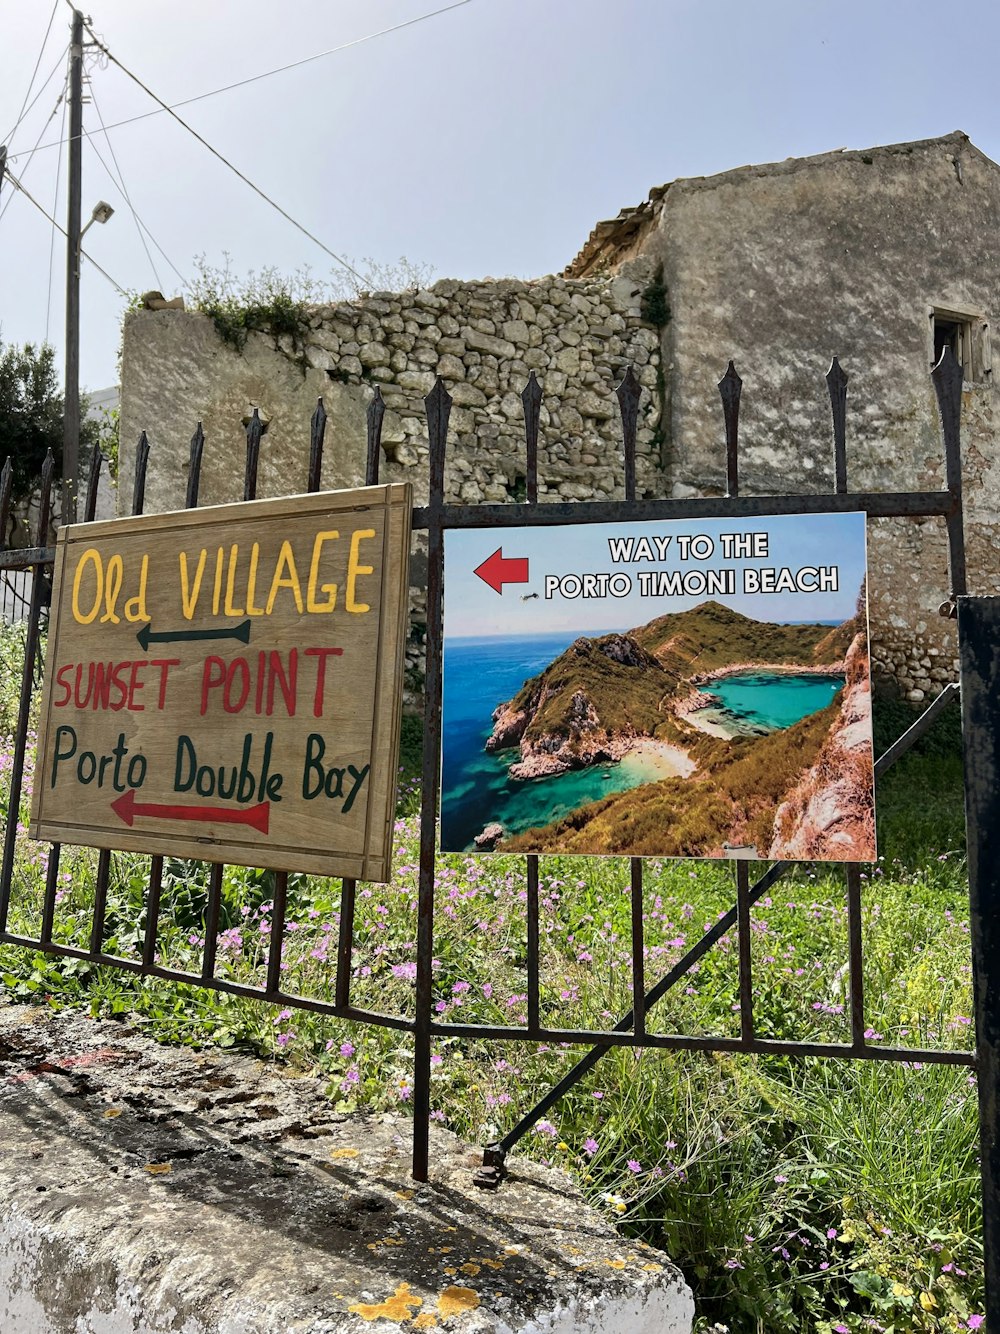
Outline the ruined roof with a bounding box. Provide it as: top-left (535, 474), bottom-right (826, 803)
top-left (564, 130), bottom-right (985, 278)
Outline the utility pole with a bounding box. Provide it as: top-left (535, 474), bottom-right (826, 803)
top-left (63, 8), bottom-right (84, 524)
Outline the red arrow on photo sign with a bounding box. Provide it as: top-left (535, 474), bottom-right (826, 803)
top-left (473, 548), bottom-right (530, 595)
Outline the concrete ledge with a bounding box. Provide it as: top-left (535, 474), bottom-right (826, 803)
top-left (0, 1005), bottom-right (693, 1332)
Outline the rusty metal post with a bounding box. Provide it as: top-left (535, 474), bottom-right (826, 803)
top-left (957, 595), bottom-right (1000, 1328)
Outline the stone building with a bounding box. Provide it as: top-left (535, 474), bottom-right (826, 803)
top-left (120, 130), bottom-right (1000, 699)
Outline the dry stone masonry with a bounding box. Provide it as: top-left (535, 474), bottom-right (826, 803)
top-left (120, 275), bottom-right (662, 701)
top-left (300, 276), bottom-right (662, 507)
top-left (121, 131), bottom-right (1000, 700)
top-left (121, 275), bottom-right (662, 516)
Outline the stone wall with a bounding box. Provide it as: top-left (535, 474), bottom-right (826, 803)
top-left (569, 132), bottom-right (1000, 701)
top-left (11, 456), bottom-right (117, 550)
top-left (120, 275), bottom-right (662, 699)
top-left (120, 275), bottom-right (662, 515)
top-left (121, 132), bottom-right (1000, 702)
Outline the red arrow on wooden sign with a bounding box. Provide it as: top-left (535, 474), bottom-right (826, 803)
top-left (473, 548), bottom-right (530, 595)
top-left (110, 789), bottom-right (270, 833)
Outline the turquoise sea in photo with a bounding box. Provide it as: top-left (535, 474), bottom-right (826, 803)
top-left (692, 670), bottom-right (845, 738)
top-left (440, 631), bottom-right (845, 853)
top-left (441, 632), bottom-right (644, 852)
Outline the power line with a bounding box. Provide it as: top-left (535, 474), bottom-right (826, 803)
top-left (88, 82), bottom-right (176, 290)
top-left (98, 0), bottom-right (475, 108)
top-left (84, 128), bottom-right (188, 290)
top-left (2, 44), bottom-right (68, 152)
top-left (0, 58), bottom-right (68, 224)
top-left (89, 83), bottom-right (187, 289)
top-left (4, 166), bottom-right (127, 296)
top-left (82, 25), bottom-right (367, 284)
top-left (19, 1), bottom-right (474, 164)
top-left (3, 0), bottom-right (61, 145)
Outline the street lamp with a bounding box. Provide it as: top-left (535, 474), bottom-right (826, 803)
top-left (80, 200), bottom-right (114, 238)
top-left (63, 184), bottom-right (114, 524)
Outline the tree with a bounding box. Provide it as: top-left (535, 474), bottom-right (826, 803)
top-left (0, 338), bottom-right (99, 504)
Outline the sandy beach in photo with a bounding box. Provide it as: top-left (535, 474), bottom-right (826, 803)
top-left (618, 736), bottom-right (697, 779)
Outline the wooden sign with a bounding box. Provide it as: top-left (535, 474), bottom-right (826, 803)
top-left (30, 485), bottom-right (412, 881)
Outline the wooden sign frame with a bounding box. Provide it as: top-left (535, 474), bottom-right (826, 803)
top-left (30, 484), bottom-right (412, 882)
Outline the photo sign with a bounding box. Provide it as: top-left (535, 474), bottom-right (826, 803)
top-left (30, 484), bottom-right (412, 882)
top-left (441, 511), bottom-right (876, 862)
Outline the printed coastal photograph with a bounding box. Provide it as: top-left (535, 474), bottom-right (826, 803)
top-left (440, 512), bottom-right (875, 861)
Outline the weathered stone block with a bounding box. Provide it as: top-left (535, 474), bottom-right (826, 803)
top-left (397, 369), bottom-right (436, 394)
top-left (577, 389), bottom-right (617, 421)
top-left (436, 352), bottom-right (466, 381)
top-left (449, 382), bottom-right (487, 407)
top-left (465, 330), bottom-right (517, 359)
top-left (358, 341), bottom-right (391, 368)
top-left (502, 319), bottom-right (530, 345)
top-left (0, 1004), bottom-right (697, 1334)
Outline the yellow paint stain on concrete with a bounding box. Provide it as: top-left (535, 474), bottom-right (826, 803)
top-left (605, 1259), bottom-right (627, 1269)
top-left (349, 1283), bottom-right (423, 1322)
top-left (103, 1108), bottom-right (122, 1119)
top-left (459, 1263), bottom-right (480, 1276)
top-left (396, 1189), bottom-right (415, 1200)
top-left (642, 1262), bottom-right (664, 1272)
top-left (331, 1147), bottom-right (360, 1159)
top-left (144, 1163), bottom-right (171, 1175)
top-left (437, 1286), bottom-right (481, 1317)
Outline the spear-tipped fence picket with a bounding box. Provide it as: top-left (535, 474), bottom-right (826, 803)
top-left (0, 353), bottom-right (996, 1325)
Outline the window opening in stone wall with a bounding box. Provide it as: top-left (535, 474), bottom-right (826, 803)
top-left (933, 316), bottom-right (965, 368)
top-left (930, 307), bottom-right (991, 383)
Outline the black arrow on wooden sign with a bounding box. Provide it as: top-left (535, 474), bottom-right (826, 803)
top-left (135, 620), bottom-right (252, 650)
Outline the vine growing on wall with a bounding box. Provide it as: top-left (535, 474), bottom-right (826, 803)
top-left (186, 253), bottom-right (436, 373)
top-left (640, 264), bottom-right (671, 329)
top-left (639, 264), bottom-right (670, 457)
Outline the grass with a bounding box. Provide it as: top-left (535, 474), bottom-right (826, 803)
top-left (0, 622), bottom-right (984, 1333)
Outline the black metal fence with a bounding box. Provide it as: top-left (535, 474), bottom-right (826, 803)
top-left (0, 349), bottom-right (995, 1323)
top-left (0, 568), bottom-right (32, 623)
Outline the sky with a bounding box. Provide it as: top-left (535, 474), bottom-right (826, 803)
top-left (3, 0), bottom-right (1000, 395)
top-left (443, 511), bottom-right (868, 637)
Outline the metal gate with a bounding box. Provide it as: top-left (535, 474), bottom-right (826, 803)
top-left (0, 348), bottom-right (995, 1324)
